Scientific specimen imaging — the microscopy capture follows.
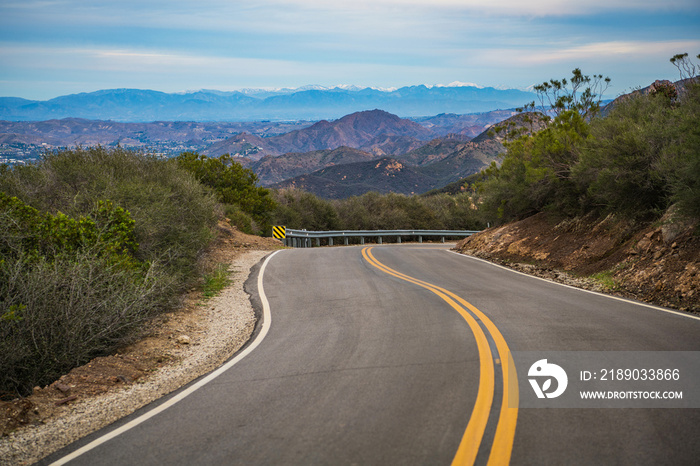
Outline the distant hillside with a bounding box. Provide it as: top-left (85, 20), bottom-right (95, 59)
top-left (268, 130), bottom-right (504, 198)
top-left (241, 147), bottom-right (378, 186)
top-left (471, 112), bottom-right (548, 143)
top-left (412, 110), bottom-right (517, 137)
top-left (416, 140), bottom-right (502, 186)
top-left (272, 158), bottom-right (438, 198)
top-left (396, 137), bottom-right (470, 166)
top-left (0, 85), bottom-right (536, 122)
top-left (203, 110), bottom-right (435, 159)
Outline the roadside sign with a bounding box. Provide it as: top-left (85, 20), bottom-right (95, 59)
top-left (273, 225), bottom-right (286, 240)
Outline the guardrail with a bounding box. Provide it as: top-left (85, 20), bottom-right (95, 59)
top-left (280, 228), bottom-right (480, 248)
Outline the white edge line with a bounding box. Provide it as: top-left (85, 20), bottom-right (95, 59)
top-left (50, 250), bottom-right (283, 466)
top-left (446, 250), bottom-right (700, 322)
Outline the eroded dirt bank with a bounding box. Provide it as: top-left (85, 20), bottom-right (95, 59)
top-left (454, 211), bottom-right (699, 314)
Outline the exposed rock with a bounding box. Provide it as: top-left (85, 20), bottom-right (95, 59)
top-left (175, 335), bottom-right (191, 345)
top-left (661, 204), bottom-right (697, 244)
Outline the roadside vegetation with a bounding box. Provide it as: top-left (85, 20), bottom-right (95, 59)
top-left (270, 189), bottom-right (485, 232)
top-left (474, 55), bottom-right (700, 227)
top-left (0, 148), bottom-right (267, 397)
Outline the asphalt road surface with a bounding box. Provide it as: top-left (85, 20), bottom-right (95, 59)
top-left (43, 245), bottom-right (700, 465)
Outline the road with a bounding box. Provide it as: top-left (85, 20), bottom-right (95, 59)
top-left (44, 245), bottom-right (700, 465)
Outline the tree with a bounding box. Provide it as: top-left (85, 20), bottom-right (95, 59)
top-left (476, 69), bottom-right (609, 223)
top-left (532, 68), bottom-right (611, 121)
top-left (175, 152), bottom-right (276, 232)
top-left (670, 53), bottom-right (700, 80)
top-left (477, 109), bottom-right (590, 222)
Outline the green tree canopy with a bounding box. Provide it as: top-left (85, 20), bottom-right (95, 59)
top-left (175, 152), bottom-right (276, 231)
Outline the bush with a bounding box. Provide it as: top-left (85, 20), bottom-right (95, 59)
top-left (272, 188), bottom-right (341, 230)
top-left (575, 90), bottom-right (674, 219)
top-left (421, 192), bottom-right (485, 230)
top-left (175, 152), bottom-right (276, 234)
top-left (475, 70), bottom-right (700, 225)
top-left (477, 110), bottom-right (589, 224)
top-left (575, 80), bottom-right (700, 221)
top-left (659, 82), bottom-right (700, 220)
top-left (0, 251), bottom-right (170, 396)
top-left (0, 193), bottom-right (172, 396)
top-left (269, 189), bottom-right (483, 232)
top-left (0, 147), bottom-right (220, 396)
top-left (0, 147), bottom-right (219, 285)
top-left (224, 204), bottom-right (255, 234)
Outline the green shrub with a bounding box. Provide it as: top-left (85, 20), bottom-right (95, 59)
top-left (0, 147), bottom-right (220, 396)
top-left (659, 81), bottom-right (700, 220)
top-left (270, 189), bottom-right (483, 232)
top-left (475, 67), bottom-right (700, 225)
top-left (0, 251), bottom-right (170, 396)
top-left (224, 204), bottom-right (255, 234)
top-left (0, 193), bottom-right (172, 396)
top-left (0, 147), bottom-right (219, 286)
top-left (201, 263), bottom-right (232, 300)
top-left (575, 90), bottom-right (673, 219)
top-left (273, 188), bottom-right (341, 230)
top-left (175, 152), bottom-right (276, 234)
top-left (476, 110), bottom-right (590, 224)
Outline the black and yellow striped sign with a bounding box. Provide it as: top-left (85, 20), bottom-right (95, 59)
top-left (272, 225), bottom-right (286, 240)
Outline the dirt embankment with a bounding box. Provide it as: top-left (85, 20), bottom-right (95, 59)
top-left (454, 210), bottom-right (699, 314)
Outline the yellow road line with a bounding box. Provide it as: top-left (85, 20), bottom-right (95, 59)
top-left (362, 247), bottom-right (518, 465)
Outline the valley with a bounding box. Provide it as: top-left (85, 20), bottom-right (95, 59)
top-left (1, 109), bottom-right (514, 197)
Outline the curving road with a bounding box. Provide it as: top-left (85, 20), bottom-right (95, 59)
top-left (43, 245), bottom-right (700, 465)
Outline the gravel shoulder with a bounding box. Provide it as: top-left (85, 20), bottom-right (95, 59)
top-left (1, 228), bottom-right (280, 465)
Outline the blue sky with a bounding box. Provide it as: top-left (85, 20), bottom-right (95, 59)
top-left (1, 0), bottom-right (699, 100)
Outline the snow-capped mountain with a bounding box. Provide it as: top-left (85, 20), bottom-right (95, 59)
top-left (0, 84), bottom-right (536, 122)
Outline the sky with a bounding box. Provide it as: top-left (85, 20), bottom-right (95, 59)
top-left (1, 0), bottom-right (699, 100)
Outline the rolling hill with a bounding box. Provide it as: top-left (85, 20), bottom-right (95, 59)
top-left (239, 147), bottom-right (378, 186)
top-left (203, 110), bottom-right (435, 159)
top-left (271, 158), bottom-right (438, 198)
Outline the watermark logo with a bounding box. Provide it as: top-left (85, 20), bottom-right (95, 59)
top-left (528, 359), bottom-right (568, 399)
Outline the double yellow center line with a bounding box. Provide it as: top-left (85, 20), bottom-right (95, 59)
top-left (361, 247), bottom-right (519, 465)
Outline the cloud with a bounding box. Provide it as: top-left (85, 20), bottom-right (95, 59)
top-left (0, 44), bottom-right (439, 94)
top-left (263, 0), bottom-right (700, 17)
top-left (479, 40), bottom-right (700, 66)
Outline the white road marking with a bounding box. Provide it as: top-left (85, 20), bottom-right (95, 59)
top-left (446, 250), bottom-right (700, 322)
top-left (50, 250), bottom-right (282, 465)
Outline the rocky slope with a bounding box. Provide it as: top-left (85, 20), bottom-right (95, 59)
top-left (240, 147), bottom-right (378, 186)
top-left (454, 211), bottom-right (699, 314)
top-left (272, 157), bottom-right (435, 198)
top-left (203, 109), bottom-right (435, 158)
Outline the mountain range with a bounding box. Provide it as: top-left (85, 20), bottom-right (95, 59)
top-left (1, 108), bottom-right (520, 198)
top-left (0, 85), bottom-right (535, 122)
